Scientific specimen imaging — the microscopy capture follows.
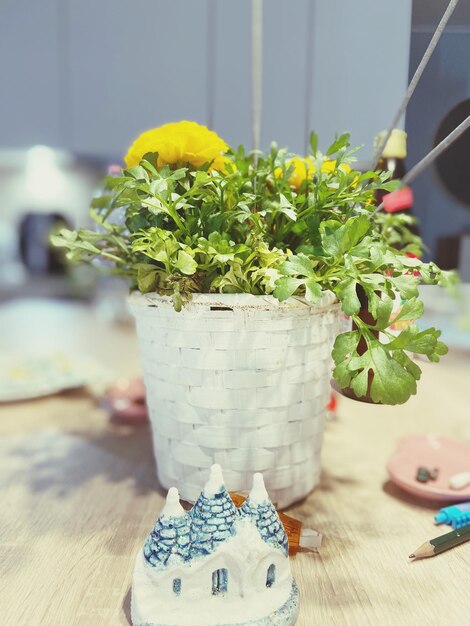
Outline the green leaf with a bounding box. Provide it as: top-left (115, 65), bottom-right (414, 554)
top-left (305, 279), bottom-right (322, 303)
top-left (126, 213), bottom-right (150, 233)
top-left (367, 345), bottom-right (417, 404)
top-left (341, 215), bottom-right (371, 252)
top-left (331, 327), bottom-right (429, 404)
top-left (393, 350), bottom-right (422, 381)
top-left (127, 165), bottom-right (149, 181)
top-left (280, 254), bottom-right (314, 278)
top-left (332, 331), bottom-right (360, 362)
top-left (369, 244), bottom-right (385, 267)
top-left (90, 194), bottom-right (112, 209)
top-left (364, 287), bottom-right (384, 320)
top-left (142, 196), bottom-right (166, 215)
top-left (386, 324), bottom-right (448, 359)
top-left (149, 179), bottom-right (169, 196)
top-left (347, 344), bottom-right (418, 404)
top-left (350, 236), bottom-right (376, 260)
top-left (140, 156), bottom-right (159, 176)
top-left (175, 250), bottom-right (197, 275)
top-left (273, 277), bottom-right (304, 301)
top-left (351, 367), bottom-right (369, 399)
top-left (393, 298), bottom-right (424, 323)
top-left (321, 215), bottom-right (370, 257)
top-left (50, 229), bottom-right (76, 247)
top-left (309, 131), bottom-right (318, 155)
top-left (396, 254), bottom-right (422, 268)
top-left (336, 278), bottom-right (361, 316)
top-left (331, 331), bottom-right (360, 388)
top-left (374, 296), bottom-right (394, 329)
top-left (390, 274), bottom-right (419, 300)
top-left (326, 133), bottom-right (350, 156)
top-left (319, 220), bottom-right (342, 256)
top-left (333, 359), bottom-right (353, 389)
top-left (169, 168), bottom-right (188, 181)
top-left (137, 264), bottom-right (159, 293)
top-left (278, 194), bottom-right (297, 221)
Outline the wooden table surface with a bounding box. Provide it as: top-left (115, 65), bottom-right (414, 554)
top-left (1, 299), bottom-right (469, 626)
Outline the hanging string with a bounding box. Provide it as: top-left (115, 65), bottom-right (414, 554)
top-left (252, 0), bottom-right (263, 157)
top-left (371, 0), bottom-right (460, 171)
top-left (206, 0), bottom-right (217, 129)
top-left (370, 114), bottom-right (470, 218)
top-left (303, 1), bottom-right (315, 155)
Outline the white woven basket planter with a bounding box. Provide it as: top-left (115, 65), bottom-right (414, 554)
top-left (129, 291), bottom-right (342, 508)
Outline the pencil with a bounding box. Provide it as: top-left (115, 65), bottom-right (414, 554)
top-left (409, 523), bottom-right (470, 559)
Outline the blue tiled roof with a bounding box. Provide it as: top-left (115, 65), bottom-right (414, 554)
top-left (143, 470), bottom-right (288, 570)
top-left (189, 486), bottom-right (238, 557)
top-left (143, 513), bottom-right (191, 569)
top-left (239, 497), bottom-right (289, 556)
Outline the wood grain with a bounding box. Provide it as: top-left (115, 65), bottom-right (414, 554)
top-left (0, 300), bottom-right (469, 625)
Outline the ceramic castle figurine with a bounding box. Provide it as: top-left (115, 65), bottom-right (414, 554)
top-left (131, 464), bottom-right (299, 626)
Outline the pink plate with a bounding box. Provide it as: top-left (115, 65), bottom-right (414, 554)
top-left (387, 434), bottom-right (470, 501)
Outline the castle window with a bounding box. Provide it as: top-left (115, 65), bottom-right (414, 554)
top-left (266, 564), bottom-right (276, 588)
top-left (212, 568), bottom-right (228, 594)
top-left (173, 578), bottom-right (182, 596)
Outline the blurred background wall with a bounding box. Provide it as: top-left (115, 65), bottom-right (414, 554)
top-left (0, 0), bottom-right (469, 281)
top-left (0, 0), bottom-right (411, 158)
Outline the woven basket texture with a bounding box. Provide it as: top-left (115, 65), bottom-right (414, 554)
top-left (129, 292), bottom-right (343, 508)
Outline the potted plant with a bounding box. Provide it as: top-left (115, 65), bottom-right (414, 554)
top-left (52, 120), bottom-right (452, 507)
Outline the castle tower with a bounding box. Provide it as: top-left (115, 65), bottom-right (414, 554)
top-left (239, 472), bottom-right (289, 556)
top-left (189, 464), bottom-right (238, 557)
top-left (143, 487), bottom-right (191, 568)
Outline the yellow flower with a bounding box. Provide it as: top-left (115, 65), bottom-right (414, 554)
top-left (275, 157), bottom-right (316, 189)
top-left (321, 159), bottom-right (352, 174)
top-left (322, 159), bottom-right (358, 187)
top-left (124, 121), bottom-right (230, 172)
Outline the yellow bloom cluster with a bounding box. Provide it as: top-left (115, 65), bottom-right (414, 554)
top-left (274, 157), bottom-right (315, 189)
top-left (124, 121), bottom-right (354, 190)
top-left (321, 159), bottom-right (351, 175)
top-left (125, 121), bottom-right (230, 172)
top-left (275, 157), bottom-right (352, 189)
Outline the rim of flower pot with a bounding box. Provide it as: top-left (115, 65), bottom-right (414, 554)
top-left (128, 289), bottom-right (340, 313)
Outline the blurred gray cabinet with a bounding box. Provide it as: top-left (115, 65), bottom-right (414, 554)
top-left (406, 31), bottom-right (470, 260)
top-left (66, 0), bottom-right (210, 156)
top-left (0, 0), bottom-right (62, 147)
top-left (1, 0), bottom-right (412, 161)
top-left (311, 0), bottom-right (412, 163)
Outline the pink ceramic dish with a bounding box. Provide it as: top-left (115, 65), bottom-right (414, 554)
top-left (387, 434), bottom-right (470, 502)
